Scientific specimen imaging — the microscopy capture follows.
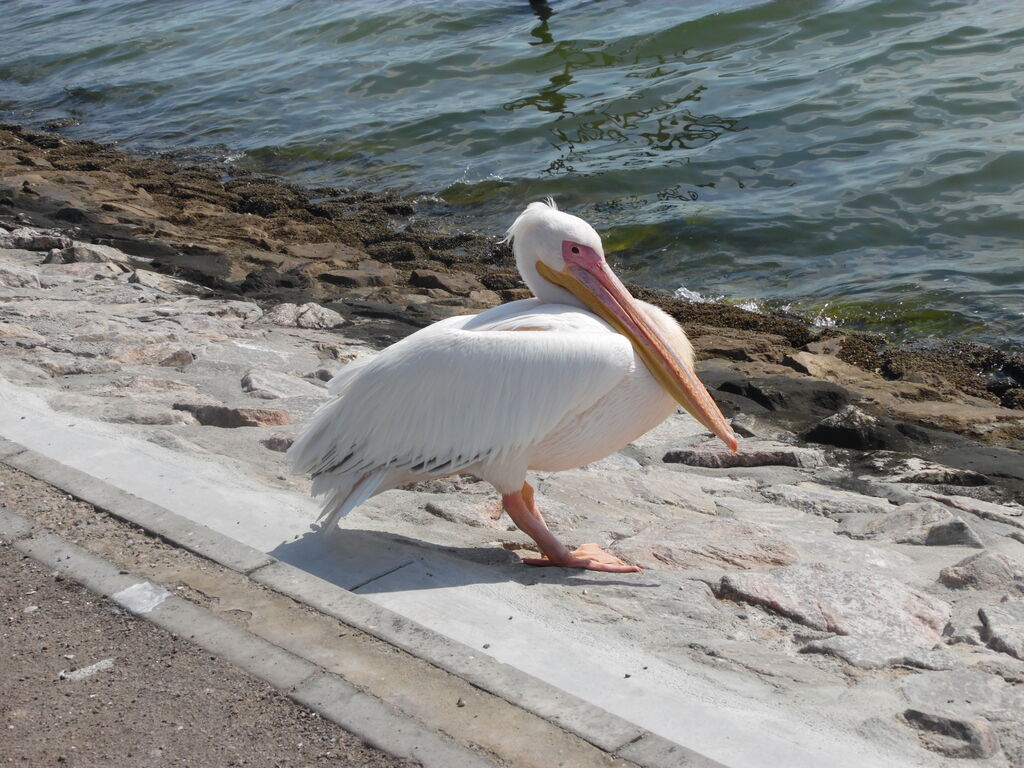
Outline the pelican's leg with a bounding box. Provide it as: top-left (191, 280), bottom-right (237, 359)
top-left (501, 489), bottom-right (642, 573)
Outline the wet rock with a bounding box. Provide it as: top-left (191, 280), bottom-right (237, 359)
top-left (979, 601), bottom-right (1024, 660)
top-left (663, 440), bottom-right (823, 469)
top-left (260, 434), bottom-right (294, 453)
top-left (940, 552), bottom-right (1022, 590)
top-left (759, 482), bottom-right (894, 517)
top-left (800, 635), bottom-right (955, 670)
top-left (409, 269), bottom-right (485, 296)
top-left (318, 260), bottom-right (397, 288)
top-left (836, 502), bottom-right (984, 547)
top-left (902, 709), bottom-right (999, 759)
top-left (172, 403), bottom-right (292, 428)
top-left (713, 374), bottom-right (852, 429)
top-left (612, 517), bottom-right (799, 571)
top-left (803, 405), bottom-right (928, 451)
top-left (718, 563), bottom-right (951, 645)
top-left (262, 302), bottom-right (345, 329)
top-left (241, 369), bottom-right (324, 400)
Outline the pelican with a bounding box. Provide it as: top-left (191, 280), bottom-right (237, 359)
top-left (289, 200), bottom-right (737, 572)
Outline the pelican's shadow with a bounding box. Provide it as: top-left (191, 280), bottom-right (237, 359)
top-left (268, 526), bottom-right (659, 594)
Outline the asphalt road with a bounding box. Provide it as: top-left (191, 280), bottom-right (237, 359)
top-left (0, 537), bottom-right (413, 768)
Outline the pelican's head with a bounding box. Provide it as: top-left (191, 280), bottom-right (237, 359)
top-left (506, 199), bottom-right (738, 452)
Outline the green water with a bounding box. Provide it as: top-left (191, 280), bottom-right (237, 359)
top-left (3, 0), bottom-right (1022, 347)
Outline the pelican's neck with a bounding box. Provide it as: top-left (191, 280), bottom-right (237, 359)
top-left (516, 250), bottom-right (584, 308)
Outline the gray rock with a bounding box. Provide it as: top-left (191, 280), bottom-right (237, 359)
top-left (241, 369), bottom-right (325, 400)
top-left (0, 262), bottom-right (41, 288)
top-left (873, 456), bottom-right (989, 487)
top-left (718, 563), bottom-right (951, 645)
top-left (1, 226), bottom-right (72, 251)
top-left (801, 635), bottom-right (956, 670)
top-left (979, 601), bottom-right (1024, 660)
top-left (836, 502), bottom-right (984, 547)
top-left (760, 482), bottom-right (894, 517)
top-left (902, 708), bottom-right (999, 759)
top-left (260, 434), bottom-right (295, 453)
top-left (940, 552), bottom-right (1022, 590)
top-left (612, 517), bottom-right (799, 571)
top-left (900, 667), bottom-right (1024, 723)
top-left (263, 302), bottom-right (345, 329)
top-left (663, 440), bottom-right (823, 469)
top-left (920, 491), bottom-right (1024, 530)
top-left (128, 269), bottom-right (185, 293)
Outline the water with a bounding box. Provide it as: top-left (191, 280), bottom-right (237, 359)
top-left (3, 0), bottom-right (1023, 348)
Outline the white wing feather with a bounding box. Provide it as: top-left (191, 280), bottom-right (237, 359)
top-left (288, 302), bottom-right (635, 514)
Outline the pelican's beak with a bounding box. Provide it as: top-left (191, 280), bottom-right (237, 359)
top-left (538, 242), bottom-right (738, 452)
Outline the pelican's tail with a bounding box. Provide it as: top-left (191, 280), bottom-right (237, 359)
top-left (312, 467), bottom-right (387, 532)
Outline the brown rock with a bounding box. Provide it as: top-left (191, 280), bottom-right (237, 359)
top-left (284, 242), bottom-right (364, 262)
top-left (409, 269), bottom-right (485, 296)
top-left (261, 434), bottom-right (295, 453)
top-left (172, 404), bottom-right (292, 428)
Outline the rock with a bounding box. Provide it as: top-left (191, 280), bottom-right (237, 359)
top-left (663, 440), bottom-right (823, 469)
top-left (718, 563), bottom-right (951, 645)
top-left (759, 482), bottom-right (894, 517)
top-left (979, 601), bottom-right (1024, 660)
top-left (902, 709), bottom-right (999, 759)
top-left (872, 456), bottom-right (989, 486)
top-left (611, 517), bottom-right (799, 571)
top-left (803, 405), bottom-right (928, 451)
top-left (0, 322), bottom-right (45, 344)
top-left (918, 491), bottom-right (1024, 530)
top-left (241, 369), bottom-right (324, 400)
top-left (901, 667), bottom-right (1024, 723)
top-left (0, 262), bottom-right (41, 288)
top-left (128, 269), bottom-right (184, 293)
top-left (318, 261), bottom-right (397, 288)
top-left (261, 434), bottom-right (294, 453)
top-left (44, 243), bottom-right (131, 264)
top-left (263, 302), bottom-right (345, 329)
top-left (1, 226), bottom-right (72, 251)
top-left (836, 502), bottom-right (984, 547)
top-left (940, 552), bottom-right (1022, 590)
top-left (409, 269), bottom-right (485, 296)
top-left (172, 404), bottom-right (292, 428)
top-left (800, 635), bottom-right (955, 670)
top-left (692, 333), bottom-right (784, 363)
top-left (157, 348), bottom-right (196, 367)
top-left (714, 374), bottom-right (852, 429)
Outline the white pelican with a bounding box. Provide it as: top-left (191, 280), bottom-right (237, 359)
top-left (289, 200), bottom-right (737, 572)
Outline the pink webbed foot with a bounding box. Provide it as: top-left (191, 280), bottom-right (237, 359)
top-left (521, 542), bottom-right (643, 573)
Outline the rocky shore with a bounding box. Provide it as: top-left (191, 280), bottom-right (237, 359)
top-left (3, 123), bottom-right (1024, 765)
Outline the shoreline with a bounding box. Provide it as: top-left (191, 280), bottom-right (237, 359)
top-left (1, 122), bottom-right (1022, 425)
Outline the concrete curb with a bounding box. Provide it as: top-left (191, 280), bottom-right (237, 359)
top-left (0, 438), bottom-right (725, 768)
top-left (0, 503), bottom-right (496, 768)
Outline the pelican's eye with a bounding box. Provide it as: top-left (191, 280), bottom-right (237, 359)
top-left (571, 246), bottom-right (580, 254)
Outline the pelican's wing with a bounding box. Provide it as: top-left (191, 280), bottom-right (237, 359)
top-left (289, 310), bottom-right (634, 491)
